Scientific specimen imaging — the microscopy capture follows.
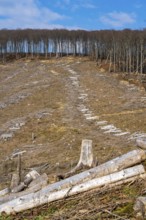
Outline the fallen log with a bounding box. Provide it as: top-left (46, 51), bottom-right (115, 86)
top-left (24, 170), bottom-right (40, 181)
top-left (134, 196), bottom-right (146, 219)
top-left (28, 173), bottom-right (48, 189)
top-left (0, 164), bottom-right (144, 214)
top-left (0, 174), bottom-right (48, 204)
top-left (57, 148), bottom-right (146, 182)
top-left (0, 188), bottom-right (10, 197)
top-left (11, 170), bottom-right (40, 193)
top-left (0, 149), bottom-right (145, 204)
top-left (136, 138), bottom-right (146, 150)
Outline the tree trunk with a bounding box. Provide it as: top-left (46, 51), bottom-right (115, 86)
top-left (0, 165), bottom-right (145, 214)
top-left (140, 42), bottom-right (143, 74)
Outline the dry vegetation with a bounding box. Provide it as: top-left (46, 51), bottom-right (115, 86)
top-left (0, 56), bottom-right (146, 219)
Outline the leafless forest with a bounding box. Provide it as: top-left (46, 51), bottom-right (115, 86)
top-left (0, 29), bottom-right (146, 74)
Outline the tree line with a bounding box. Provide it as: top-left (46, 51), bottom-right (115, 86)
top-left (0, 29), bottom-right (146, 73)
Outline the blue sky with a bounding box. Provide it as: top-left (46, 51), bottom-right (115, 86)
top-left (0, 0), bottom-right (145, 30)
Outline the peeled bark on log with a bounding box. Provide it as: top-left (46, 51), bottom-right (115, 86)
top-left (136, 138), bottom-right (146, 150)
top-left (0, 164), bottom-right (144, 214)
top-left (0, 149), bottom-right (145, 205)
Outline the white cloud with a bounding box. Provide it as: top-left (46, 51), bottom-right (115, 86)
top-left (0, 0), bottom-right (66, 29)
top-left (100, 11), bottom-right (136, 28)
top-left (55, 0), bottom-right (71, 9)
top-left (81, 3), bottom-right (97, 9)
top-left (56, 0), bottom-right (96, 11)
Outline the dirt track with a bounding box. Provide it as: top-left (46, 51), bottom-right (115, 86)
top-left (0, 57), bottom-right (146, 189)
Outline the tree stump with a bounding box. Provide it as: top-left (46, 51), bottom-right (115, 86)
top-left (58, 139), bottom-right (97, 179)
top-left (76, 139), bottom-right (95, 168)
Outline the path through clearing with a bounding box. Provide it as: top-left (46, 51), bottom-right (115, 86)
top-left (0, 57), bottom-right (146, 188)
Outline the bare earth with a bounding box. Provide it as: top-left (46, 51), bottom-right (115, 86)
top-left (0, 57), bottom-right (146, 219)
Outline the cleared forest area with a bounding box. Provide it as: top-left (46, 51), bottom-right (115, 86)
top-left (0, 56), bottom-right (146, 219)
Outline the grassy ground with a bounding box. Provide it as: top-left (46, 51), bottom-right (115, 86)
top-left (0, 56), bottom-right (146, 219)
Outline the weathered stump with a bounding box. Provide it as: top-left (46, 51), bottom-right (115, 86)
top-left (58, 139), bottom-right (97, 179)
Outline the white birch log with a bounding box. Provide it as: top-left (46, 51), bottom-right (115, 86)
top-left (0, 188), bottom-right (10, 197)
top-left (0, 164), bottom-right (144, 214)
top-left (104, 173), bottom-right (146, 191)
top-left (57, 149), bottom-right (146, 184)
top-left (24, 170), bottom-right (40, 181)
top-left (28, 173), bottom-right (48, 188)
top-left (0, 175), bottom-right (48, 204)
top-left (11, 170), bottom-right (40, 193)
top-left (0, 149), bottom-right (145, 205)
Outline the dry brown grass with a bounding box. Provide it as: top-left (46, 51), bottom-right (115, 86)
top-left (0, 56), bottom-right (146, 219)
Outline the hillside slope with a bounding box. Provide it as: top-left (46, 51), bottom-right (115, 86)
top-left (0, 57), bottom-right (146, 219)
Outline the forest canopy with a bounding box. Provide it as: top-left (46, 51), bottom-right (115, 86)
top-left (0, 28), bottom-right (146, 73)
